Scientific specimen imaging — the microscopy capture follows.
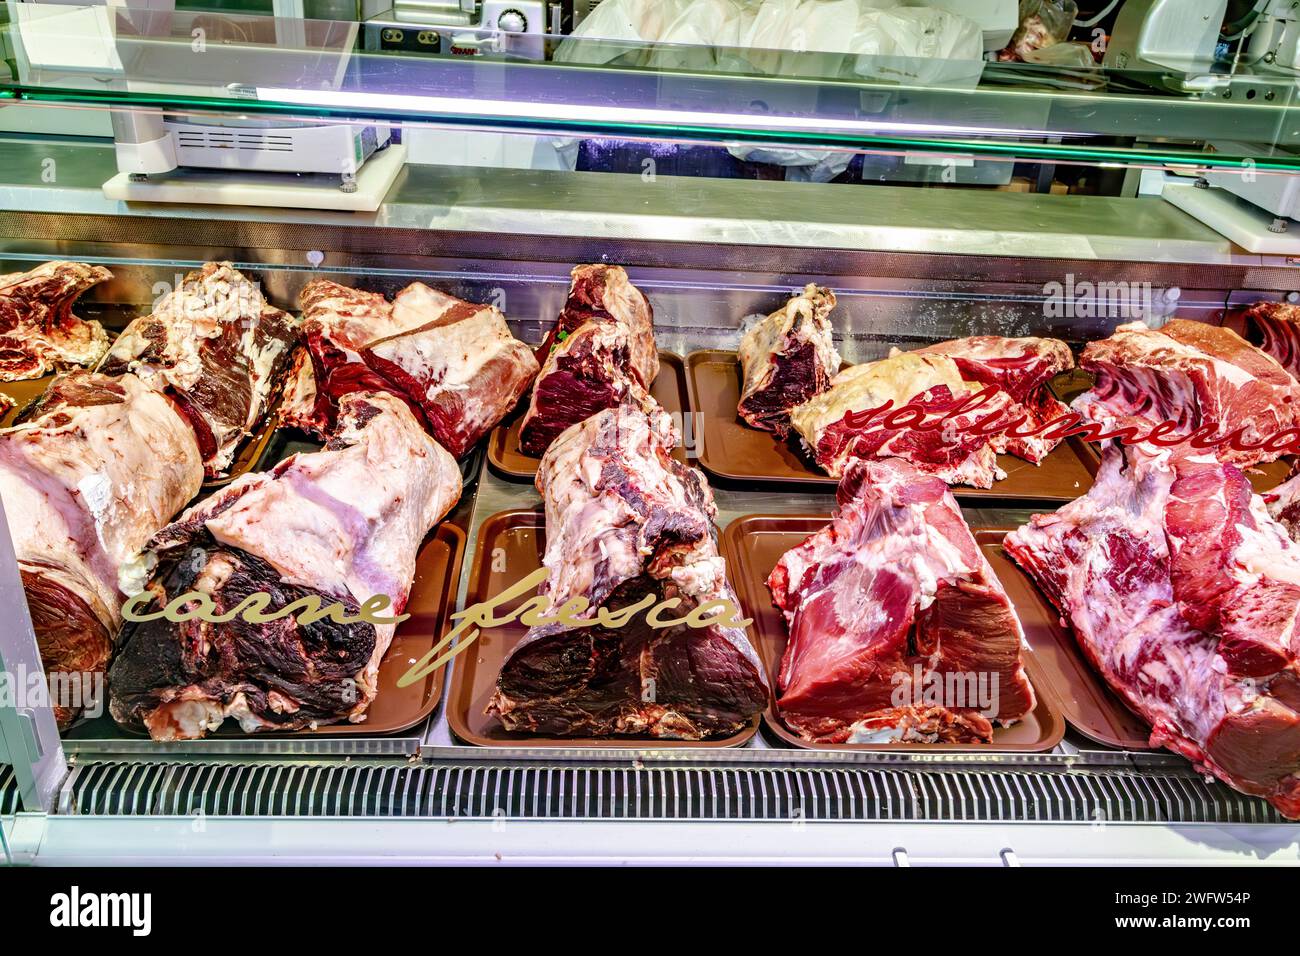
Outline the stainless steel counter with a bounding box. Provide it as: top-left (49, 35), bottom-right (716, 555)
top-left (0, 135), bottom-right (1242, 267)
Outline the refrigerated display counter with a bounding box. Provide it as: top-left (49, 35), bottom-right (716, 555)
top-left (2, 1), bottom-right (1300, 867)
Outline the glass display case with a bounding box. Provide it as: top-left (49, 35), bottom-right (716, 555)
top-left (2, 0), bottom-right (1300, 867)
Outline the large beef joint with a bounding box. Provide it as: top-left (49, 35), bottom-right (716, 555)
top-left (1073, 319), bottom-right (1300, 468)
top-left (916, 335), bottom-right (1074, 464)
top-left (736, 284), bottom-right (840, 437)
top-left (108, 391), bottom-right (462, 739)
top-left (1243, 300), bottom-right (1300, 382)
top-left (0, 372), bottom-right (204, 726)
top-left (282, 279), bottom-right (538, 457)
top-left (1005, 445), bottom-right (1300, 818)
top-left (790, 350), bottom-right (1015, 487)
top-left (769, 457), bottom-right (1035, 744)
top-left (99, 262), bottom-right (298, 477)
top-left (0, 261), bottom-right (112, 381)
top-left (489, 404), bottom-right (769, 739)
top-left (517, 264), bottom-right (658, 457)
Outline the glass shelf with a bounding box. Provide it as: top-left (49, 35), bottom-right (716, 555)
top-left (5, 3), bottom-right (1300, 173)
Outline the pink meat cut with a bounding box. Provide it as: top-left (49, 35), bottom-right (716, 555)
top-left (916, 335), bottom-right (1074, 463)
top-left (283, 279), bottom-right (538, 457)
top-left (1073, 319), bottom-right (1300, 468)
top-left (517, 264), bottom-right (658, 457)
top-left (1005, 445), bottom-right (1300, 818)
top-left (1243, 300), bottom-right (1300, 382)
top-left (789, 350), bottom-right (1017, 487)
top-left (0, 261), bottom-right (112, 381)
top-left (768, 456), bottom-right (1036, 744)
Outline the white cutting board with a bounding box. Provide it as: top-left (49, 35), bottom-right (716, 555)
top-left (1164, 181), bottom-right (1300, 255)
top-left (103, 142), bottom-right (406, 212)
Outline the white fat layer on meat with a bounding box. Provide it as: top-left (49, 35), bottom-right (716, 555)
top-left (104, 264), bottom-right (294, 470)
top-left (150, 391), bottom-right (460, 716)
top-left (0, 374), bottom-right (203, 631)
top-left (789, 351), bottom-right (1007, 484)
top-left (369, 285), bottom-right (538, 443)
top-left (847, 723), bottom-right (910, 744)
top-left (1233, 507), bottom-right (1300, 587)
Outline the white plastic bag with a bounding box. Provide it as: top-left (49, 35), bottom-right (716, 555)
top-left (555, 0), bottom-right (987, 180)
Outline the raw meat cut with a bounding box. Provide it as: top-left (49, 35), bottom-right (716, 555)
top-left (1005, 445), bottom-right (1300, 818)
top-left (917, 335), bottom-right (1074, 464)
top-left (517, 321), bottom-right (658, 457)
top-left (552, 263), bottom-right (657, 387)
top-left (916, 335), bottom-right (1072, 404)
top-left (284, 278), bottom-right (538, 457)
top-left (1243, 300), bottom-right (1300, 382)
top-left (768, 456), bottom-right (1036, 744)
top-left (109, 391), bottom-right (462, 740)
top-left (1073, 319), bottom-right (1300, 468)
top-left (0, 372), bottom-right (203, 727)
top-left (0, 261), bottom-right (111, 381)
top-left (100, 262), bottom-right (298, 478)
top-left (736, 284), bottom-right (840, 437)
top-left (789, 350), bottom-right (1015, 487)
top-left (1266, 467), bottom-right (1300, 540)
top-left (489, 404), bottom-right (769, 739)
top-left (517, 264), bottom-right (658, 457)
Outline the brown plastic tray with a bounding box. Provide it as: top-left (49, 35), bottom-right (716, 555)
top-left (685, 350), bottom-right (1098, 502)
top-left (976, 528), bottom-right (1154, 750)
top-left (1051, 367), bottom-right (1294, 495)
top-left (447, 509), bottom-right (760, 748)
top-left (487, 350), bottom-right (690, 480)
top-left (114, 522), bottom-right (465, 738)
top-left (0, 374), bottom-right (53, 427)
top-left (720, 514), bottom-right (1067, 753)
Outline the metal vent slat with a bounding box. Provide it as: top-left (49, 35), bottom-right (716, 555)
top-left (54, 761), bottom-right (1288, 824)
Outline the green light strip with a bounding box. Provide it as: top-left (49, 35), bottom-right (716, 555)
top-left (10, 85), bottom-right (1300, 173)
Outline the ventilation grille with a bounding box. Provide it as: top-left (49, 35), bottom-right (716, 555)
top-left (175, 130), bottom-right (295, 153)
top-left (62, 761), bottom-right (1283, 824)
top-left (0, 765), bottom-right (19, 816)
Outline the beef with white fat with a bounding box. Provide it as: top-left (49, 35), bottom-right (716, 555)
top-left (489, 404), bottom-right (769, 739)
top-left (109, 391), bottom-right (462, 739)
top-left (1072, 319), bottom-right (1300, 468)
top-left (99, 262), bottom-right (298, 478)
top-left (0, 261), bottom-right (112, 381)
top-left (1005, 444), bottom-right (1300, 818)
top-left (517, 264), bottom-right (658, 457)
top-left (736, 284), bottom-right (840, 437)
top-left (0, 372), bottom-right (204, 726)
top-left (768, 457), bottom-right (1035, 744)
top-left (915, 335), bottom-right (1074, 464)
top-left (790, 350), bottom-right (1015, 487)
top-left (283, 279), bottom-right (538, 457)
top-left (1243, 300), bottom-right (1300, 382)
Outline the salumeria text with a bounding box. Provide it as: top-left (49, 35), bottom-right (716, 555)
top-left (850, 384), bottom-right (1300, 457)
